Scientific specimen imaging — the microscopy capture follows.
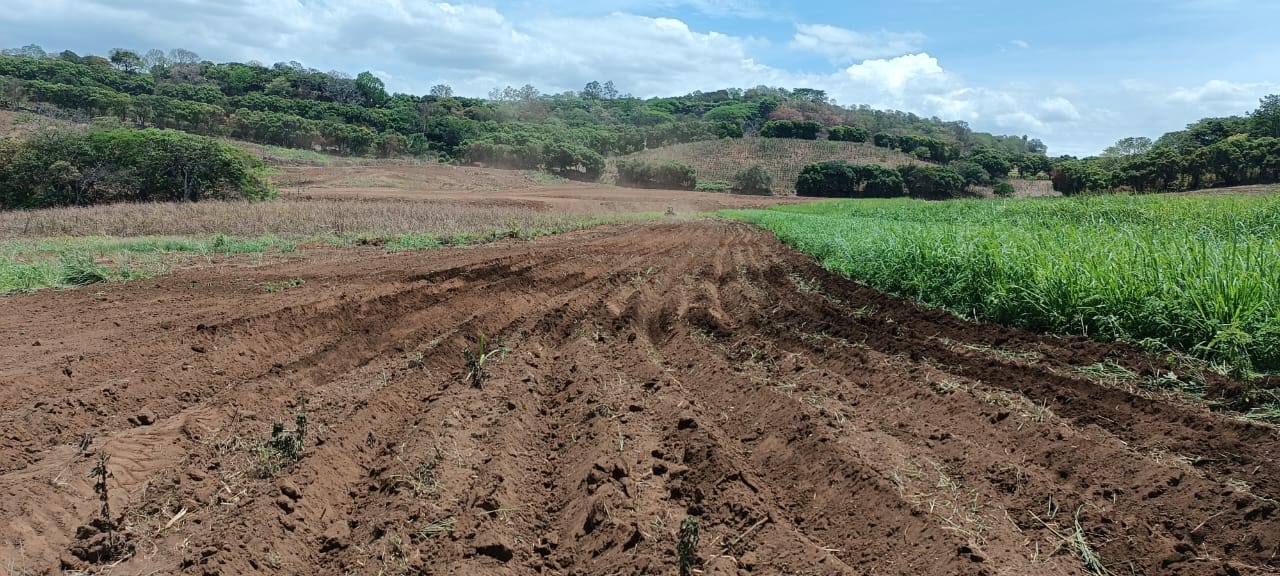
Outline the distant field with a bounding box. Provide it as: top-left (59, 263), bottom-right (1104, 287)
top-left (726, 194), bottom-right (1280, 380)
top-left (607, 138), bottom-right (922, 194)
top-left (0, 160), bottom-right (805, 293)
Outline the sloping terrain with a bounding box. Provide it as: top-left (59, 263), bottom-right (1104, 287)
top-left (607, 138), bottom-right (922, 194)
top-left (271, 164), bottom-right (813, 213)
top-left (0, 220), bottom-right (1276, 575)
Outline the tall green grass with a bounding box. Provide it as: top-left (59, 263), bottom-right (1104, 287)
top-left (725, 194), bottom-right (1280, 375)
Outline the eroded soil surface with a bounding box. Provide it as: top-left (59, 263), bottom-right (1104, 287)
top-left (1, 220), bottom-right (1276, 575)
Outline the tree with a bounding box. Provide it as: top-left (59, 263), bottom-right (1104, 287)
top-left (109, 49), bottom-right (143, 73)
top-left (264, 76), bottom-right (292, 97)
top-left (1251, 94), bottom-right (1280, 138)
top-left (142, 49), bottom-right (170, 74)
top-left (792, 88), bottom-right (828, 104)
top-left (616, 159), bottom-right (696, 189)
top-left (760, 120), bottom-right (821, 140)
top-left (1185, 116), bottom-right (1249, 148)
top-left (429, 84), bottom-right (454, 98)
top-left (0, 129), bottom-right (273, 208)
top-left (14, 44), bottom-right (47, 59)
top-left (829, 125), bottom-right (869, 142)
top-left (796, 161), bottom-right (905, 198)
top-left (952, 161), bottom-right (992, 186)
top-left (602, 80), bottom-right (619, 100)
top-left (897, 164), bottom-right (967, 199)
top-left (168, 48), bottom-right (201, 64)
top-left (1051, 158), bottom-right (1110, 195)
top-left (733, 165), bottom-right (773, 195)
top-left (355, 71), bottom-right (388, 107)
top-left (581, 81), bottom-right (603, 100)
top-left (968, 149), bottom-right (1013, 179)
top-left (1103, 136), bottom-right (1153, 158)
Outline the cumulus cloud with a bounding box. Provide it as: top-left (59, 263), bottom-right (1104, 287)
top-left (1038, 97), bottom-right (1082, 122)
top-left (788, 24), bottom-right (926, 63)
top-left (837, 52), bottom-right (947, 94)
top-left (1167, 79), bottom-right (1276, 109)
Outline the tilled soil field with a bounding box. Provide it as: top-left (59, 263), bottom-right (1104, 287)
top-left (1, 220), bottom-right (1277, 575)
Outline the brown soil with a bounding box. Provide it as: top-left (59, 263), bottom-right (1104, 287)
top-left (1, 221), bottom-right (1276, 575)
top-left (273, 164), bottom-right (812, 213)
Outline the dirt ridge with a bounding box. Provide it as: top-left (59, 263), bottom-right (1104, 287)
top-left (0, 220), bottom-right (1276, 575)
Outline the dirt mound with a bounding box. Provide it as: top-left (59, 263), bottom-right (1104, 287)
top-left (0, 221), bottom-right (1276, 575)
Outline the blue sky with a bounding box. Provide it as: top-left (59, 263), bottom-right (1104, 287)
top-left (2, 0), bottom-right (1277, 155)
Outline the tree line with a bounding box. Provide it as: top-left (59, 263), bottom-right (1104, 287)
top-left (1051, 95), bottom-right (1280, 194)
top-left (0, 45), bottom-right (1049, 170)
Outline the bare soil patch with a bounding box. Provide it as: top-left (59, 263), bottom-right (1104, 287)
top-left (1, 220), bottom-right (1275, 575)
top-left (273, 163), bottom-right (810, 213)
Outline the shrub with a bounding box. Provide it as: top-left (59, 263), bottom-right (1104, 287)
top-left (897, 164), bottom-right (967, 200)
top-left (463, 141), bottom-right (543, 169)
top-left (953, 160), bottom-right (993, 186)
top-left (0, 128), bottom-right (275, 209)
top-left (993, 181), bottom-right (1016, 197)
top-left (542, 141), bottom-right (605, 181)
top-left (616, 159), bottom-right (697, 190)
top-left (796, 160), bottom-right (905, 198)
top-left (695, 180), bottom-right (733, 192)
top-left (871, 133), bottom-right (957, 163)
top-left (760, 120), bottom-right (821, 140)
top-left (828, 125), bottom-right (870, 143)
top-left (733, 165), bottom-right (773, 195)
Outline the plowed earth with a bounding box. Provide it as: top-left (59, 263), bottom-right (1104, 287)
top-left (1, 221), bottom-right (1277, 575)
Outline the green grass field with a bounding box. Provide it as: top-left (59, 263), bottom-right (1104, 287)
top-left (725, 194), bottom-right (1280, 378)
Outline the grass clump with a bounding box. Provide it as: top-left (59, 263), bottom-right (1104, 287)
top-left (725, 194), bottom-right (1280, 382)
top-left (254, 410), bottom-right (308, 478)
top-left (463, 335), bottom-right (508, 389)
top-left (677, 517), bottom-right (700, 576)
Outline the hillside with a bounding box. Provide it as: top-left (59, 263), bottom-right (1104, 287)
top-left (0, 46), bottom-right (1047, 166)
top-left (607, 138), bottom-right (922, 194)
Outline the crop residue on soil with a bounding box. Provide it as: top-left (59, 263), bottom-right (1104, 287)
top-left (0, 220), bottom-right (1276, 575)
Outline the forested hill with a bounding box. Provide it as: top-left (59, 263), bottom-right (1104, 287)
top-left (0, 44), bottom-right (1046, 170)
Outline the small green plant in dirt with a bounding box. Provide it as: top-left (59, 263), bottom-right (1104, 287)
top-left (463, 335), bottom-right (508, 389)
top-left (262, 277), bottom-right (305, 293)
top-left (254, 410), bottom-right (308, 478)
top-left (677, 517), bottom-right (701, 576)
top-left (77, 453), bottom-right (133, 562)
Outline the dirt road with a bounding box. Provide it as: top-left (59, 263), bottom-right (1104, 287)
top-left (1, 221), bottom-right (1276, 575)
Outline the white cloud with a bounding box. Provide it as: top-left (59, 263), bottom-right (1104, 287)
top-left (788, 24), bottom-right (926, 63)
top-left (1011, 39), bottom-right (1030, 49)
top-left (1038, 97), bottom-right (1081, 122)
top-left (999, 112), bottom-right (1051, 133)
top-left (838, 53), bottom-right (948, 95)
top-left (1167, 79), bottom-right (1275, 109)
top-left (9, 0), bottom-right (1268, 156)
